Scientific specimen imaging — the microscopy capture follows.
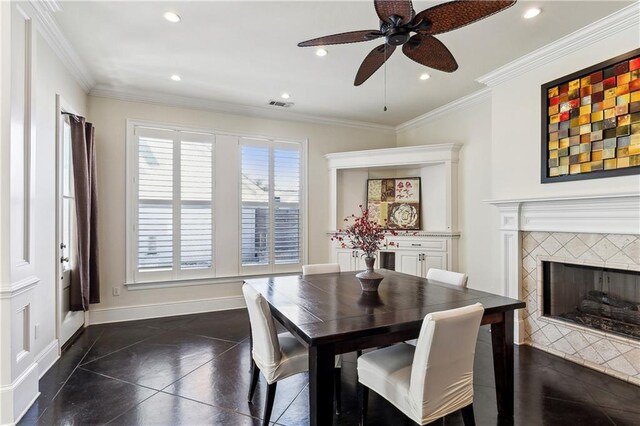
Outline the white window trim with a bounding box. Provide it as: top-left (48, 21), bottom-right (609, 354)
top-left (125, 119), bottom-right (308, 288)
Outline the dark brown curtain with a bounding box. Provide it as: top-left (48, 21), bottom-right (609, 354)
top-left (70, 118), bottom-right (100, 311)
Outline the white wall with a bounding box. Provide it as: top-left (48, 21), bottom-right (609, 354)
top-left (32, 32), bottom-right (87, 360)
top-left (396, 98), bottom-right (501, 294)
top-left (0, 4), bottom-right (87, 422)
top-left (395, 22), bottom-right (640, 296)
top-left (87, 95), bottom-right (396, 312)
top-left (491, 24), bottom-right (640, 200)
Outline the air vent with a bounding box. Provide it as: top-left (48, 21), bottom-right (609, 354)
top-left (268, 100), bottom-right (294, 108)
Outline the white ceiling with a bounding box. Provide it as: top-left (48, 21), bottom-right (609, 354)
top-left (53, 1), bottom-right (633, 126)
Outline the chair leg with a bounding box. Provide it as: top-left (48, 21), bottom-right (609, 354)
top-left (357, 350), bottom-right (362, 357)
top-left (358, 382), bottom-right (369, 426)
top-left (248, 358), bottom-right (260, 403)
top-left (461, 403), bottom-right (475, 426)
top-left (334, 367), bottom-right (341, 415)
top-left (262, 382), bottom-right (277, 426)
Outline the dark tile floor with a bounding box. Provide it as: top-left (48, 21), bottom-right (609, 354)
top-left (18, 309), bottom-right (640, 426)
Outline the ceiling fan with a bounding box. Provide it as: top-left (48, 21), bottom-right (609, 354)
top-left (298, 0), bottom-right (517, 86)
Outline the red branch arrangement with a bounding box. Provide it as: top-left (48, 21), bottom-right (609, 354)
top-left (331, 206), bottom-right (397, 259)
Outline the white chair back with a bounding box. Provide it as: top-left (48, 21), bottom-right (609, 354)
top-left (242, 284), bottom-right (281, 369)
top-left (409, 303), bottom-right (484, 420)
top-left (302, 263), bottom-right (341, 275)
top-left (426, 268), bottom-right (468, 288)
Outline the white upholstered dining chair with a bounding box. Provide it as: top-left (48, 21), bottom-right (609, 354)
top-left (405, 268), bottom-right (470, 347)
top-left (426, 267), bottom-right (469, 288)
top-left (357, 303), bottom-right (485, 426)
top-left (302, 263), bottom-right (341, 275)
top-left (242, 284), bottom-right (341, 425)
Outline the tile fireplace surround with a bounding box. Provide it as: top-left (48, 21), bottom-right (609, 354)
top-left (491, 193), bottom-right (640, 385)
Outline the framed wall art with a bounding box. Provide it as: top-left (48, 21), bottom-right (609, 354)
top-left (541, 48), bottom-right (640, 183)
top-left (366, 178), bottom-right (420, 230)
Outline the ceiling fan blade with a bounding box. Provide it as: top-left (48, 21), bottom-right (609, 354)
top-left (402, 34), bottom-right (458, 72)
top-left (355, 43), bottom-right (396, 86)
top-left (298, 30), bottom-right (383, 47)
top-left (413, 0), bottom-right (516, 35)
top-left (374, 0), bottom-right (414, 25)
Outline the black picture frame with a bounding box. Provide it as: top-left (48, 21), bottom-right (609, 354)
top-left (540, 48), bottom-right (640, 183)
top-left (365, 177), bottom-right (421, 230)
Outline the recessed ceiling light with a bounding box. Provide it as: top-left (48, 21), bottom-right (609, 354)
top-left (170, 74), bottom-right (181, 81)
top-left (281, 93), bottom-right (291, 99)
top-left (163, 12), bottom-right (181, 23)
top-left (315, 48), bottom-right (328, 57)
top-left (523, 8), bottom-right (541, 19)
top-left (419, 73), bottom-right (430, 80)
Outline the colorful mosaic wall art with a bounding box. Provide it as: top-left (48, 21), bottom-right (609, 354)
top-left (541, 49), bottom-right (640, 182)
top-left (366, 178), bottom-right (420, 230)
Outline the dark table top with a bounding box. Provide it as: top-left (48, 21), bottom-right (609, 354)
top-left (244, 269), bottom-right (526, 347)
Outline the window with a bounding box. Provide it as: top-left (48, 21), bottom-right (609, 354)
top-left (126, 121), bottom-right (306, 286)
top-left (130, 126), bottom-right (214, 282)
top-left (241, 138), bottom-right (303, 274)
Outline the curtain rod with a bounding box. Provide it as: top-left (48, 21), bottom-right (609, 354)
top-left (61, 111), bottom-right (84, 122)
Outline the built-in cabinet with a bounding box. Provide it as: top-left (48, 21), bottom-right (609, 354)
top-left (334, 235), bottom-right (457, 274)
top-left (326, 144), bottom-right (461, 278)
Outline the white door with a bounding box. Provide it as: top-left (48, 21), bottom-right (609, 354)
top-left (57, 108), bottom-right (84, 346)
top-left (335, 249), bottom-right (355, 272)
top-left (423, 252), bottom-right (447, 273)
top-left (396, 251), bottom-right (423, 277)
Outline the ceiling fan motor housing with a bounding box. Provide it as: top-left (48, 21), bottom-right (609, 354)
top-left (385, 27), bottom-right (410, 46)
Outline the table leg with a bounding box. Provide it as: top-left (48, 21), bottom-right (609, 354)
top-left (491, 311), bottom-right (514, 421)
top-left (309, 343), bottom-right (335, 426)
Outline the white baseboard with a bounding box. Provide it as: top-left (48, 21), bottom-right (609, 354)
top-left (12, 391), bottom-right (40, 426)
top-left (0, 362), bottom-right (40, 425)
top-left (35, 340), bottom-right (60, 379)
top-left (87, 295), bottom-right (246, 325)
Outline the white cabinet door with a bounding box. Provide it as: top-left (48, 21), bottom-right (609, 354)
top-left (336, 249), bottom-right (355, 272)
top-left (396, 251), bottom-right (423, 277)
top-left (423, 252), bottom-right (447, 273)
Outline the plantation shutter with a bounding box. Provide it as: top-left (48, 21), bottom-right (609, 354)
top-left (133, 127), bottom-right (214, 282)
top-left (274, 145), bottom-right (301, 264)
top-left (180, 139), bottom-right (214, 270)
top-left (241, 144), bottom-right (270, 268)
top-left (137, 135), bottom-right (173, 272)
top-left (240, 139), bottom-right (303, 273)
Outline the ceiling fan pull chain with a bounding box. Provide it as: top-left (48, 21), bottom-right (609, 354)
top-left (383, 44), bottom-right (388, 112)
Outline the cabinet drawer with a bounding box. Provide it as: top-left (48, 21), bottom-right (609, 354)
top-left (387, 239), bottom-right (447, 251)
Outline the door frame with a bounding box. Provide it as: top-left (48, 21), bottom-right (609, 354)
top-left (55, 94), bottom-right (86, 352)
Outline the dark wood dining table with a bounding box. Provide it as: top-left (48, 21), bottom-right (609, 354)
top-left (244, 269), bottom-right (526, 426)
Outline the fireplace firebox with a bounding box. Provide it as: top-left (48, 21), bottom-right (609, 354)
top-left (542, 261), bottom-right (640, 340)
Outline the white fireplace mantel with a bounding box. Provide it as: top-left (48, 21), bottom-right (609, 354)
top-left (487, 192), bottom-right (640, 344)
top-left (488, 193), bottom-right (640, 235)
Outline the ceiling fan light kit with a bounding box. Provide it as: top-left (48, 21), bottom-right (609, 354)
top-left (298, 0), bottom-right (517, 86)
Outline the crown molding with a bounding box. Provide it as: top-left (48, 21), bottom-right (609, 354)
top-left (477, 2), bottom-right (640, 87)
top-left (28, 0), bottom-right (95, 92)
top-left (90, 85), bottom-right (396, 133)
top-left (395, 88), bottom-right (490, 133)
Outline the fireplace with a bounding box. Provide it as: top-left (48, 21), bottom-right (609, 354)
top-left (543, 261), bottom-right (640, 340)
